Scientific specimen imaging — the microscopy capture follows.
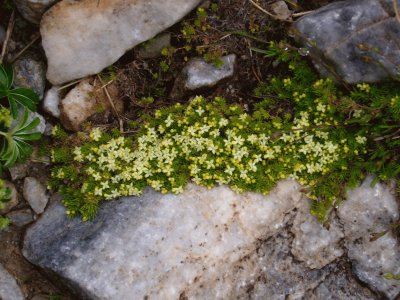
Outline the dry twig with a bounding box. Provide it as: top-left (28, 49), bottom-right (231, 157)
top-left (0, 10), bottom-right (15, 64)
top-left (249, 0), bottom-right (292, 22)
top-left (249, 0), bottom-right (313, 21)
top-left (393, 0), bottom-right (400, 23)
top-left (97, 75), bottom-right (124, 132)
top-left (58, 79), bottom-right (84, 91)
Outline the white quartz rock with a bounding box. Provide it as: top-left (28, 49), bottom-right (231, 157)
top-left (41, 0), bottom-right (203, 85)
top-left (23, 180), bottom-right (302, 299)
top-left (43, 86), bottom-right (61, 118)
top-left (338, 176), bottom-right (400, 299)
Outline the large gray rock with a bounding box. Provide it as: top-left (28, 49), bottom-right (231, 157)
top-left (293, 0), bottom-right (400, 83)
top-left (23, 180), bottom-right (384, 299)
top-left (338, 177), bottom-right (400, 299)
top-left (0, 264), bottom-right (24, 300)
top-left (23, 181), bottom-right (304, 299)
top-left (41, 0), bottom-right (202, 85)
top-left (14, 0), bottom-right (58, 24)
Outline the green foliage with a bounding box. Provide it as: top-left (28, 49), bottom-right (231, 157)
top-left (50, 42), bottom-right (400, 223)
top-left (0, 180), bottom-right (11, 210)
top-left (180, 6), bottom-right (225, 67)
top-left (0, 64), bottom-right (42, 168)
top-left (0, 109), bottom-right (41, 167)
top-left (384, 273), bottom-right (400, 280)
top-left (0, 179), bottom-right (11, 230)
top-left (138, 96), bottom-right (155, 107)
top-left (0, 216), bottom-right (10, 230)
top-left (0, 64), bottom-right (39, 118)
top-left (49, 84), bottom-right (362, 221)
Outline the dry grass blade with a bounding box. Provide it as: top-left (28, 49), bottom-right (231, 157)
top-left (96, 74), bottom-right (124, 132)
top-left (393, 0), bottom-right (400, 23)
top-left (249, 0), bottom-right (313, 21)
top-left (0, 10), bottom-right (15, 64)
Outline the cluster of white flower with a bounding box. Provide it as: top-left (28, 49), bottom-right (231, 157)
top-left (56, 95), bottom-right (367, 201)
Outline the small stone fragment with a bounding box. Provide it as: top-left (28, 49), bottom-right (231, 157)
top-left (271, 1), bottom-right (292, 20)
top-left (44, 122), bottom-right (54, 136)
top-left (338, 176), bottom-right (400, 299)
top-left (43, 86), bottom-right (61, 118)
top-left (23, 177), bottom-right (48, 214)
top-left (0, 264), bottom-right (24, 300)
top-left (7, 209), bottom-right (33, 227)
top-left (60, 79), bottom-right (123, 131)
top-left (8, 163), bottom-right (29, 181)
top-left (291, 199), bottom-right (344, 269)
top-left (138, 33), bottom-right (171, 59)
top-left (14, 0), bottom-right (58, 24)
top-left (13, 57), bottom-right (46, 100)
top-left (0, 181), bottom-right (19, 215)
top-left (171, 54), bottom-right (236, 98)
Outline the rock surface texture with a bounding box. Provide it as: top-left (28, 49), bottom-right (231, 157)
top-left (23, 178), bottom-right (400, 299)
top-left (293, 0), bottom-right (400, 83)
top-left (41, 0), bottom-right (203, 84)
top-left (13, 57), bottom-right (46, 100)
top-left (338, 177), bottom-right (400, 299)
top-left (0, 264), bottom-right (24, 300)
